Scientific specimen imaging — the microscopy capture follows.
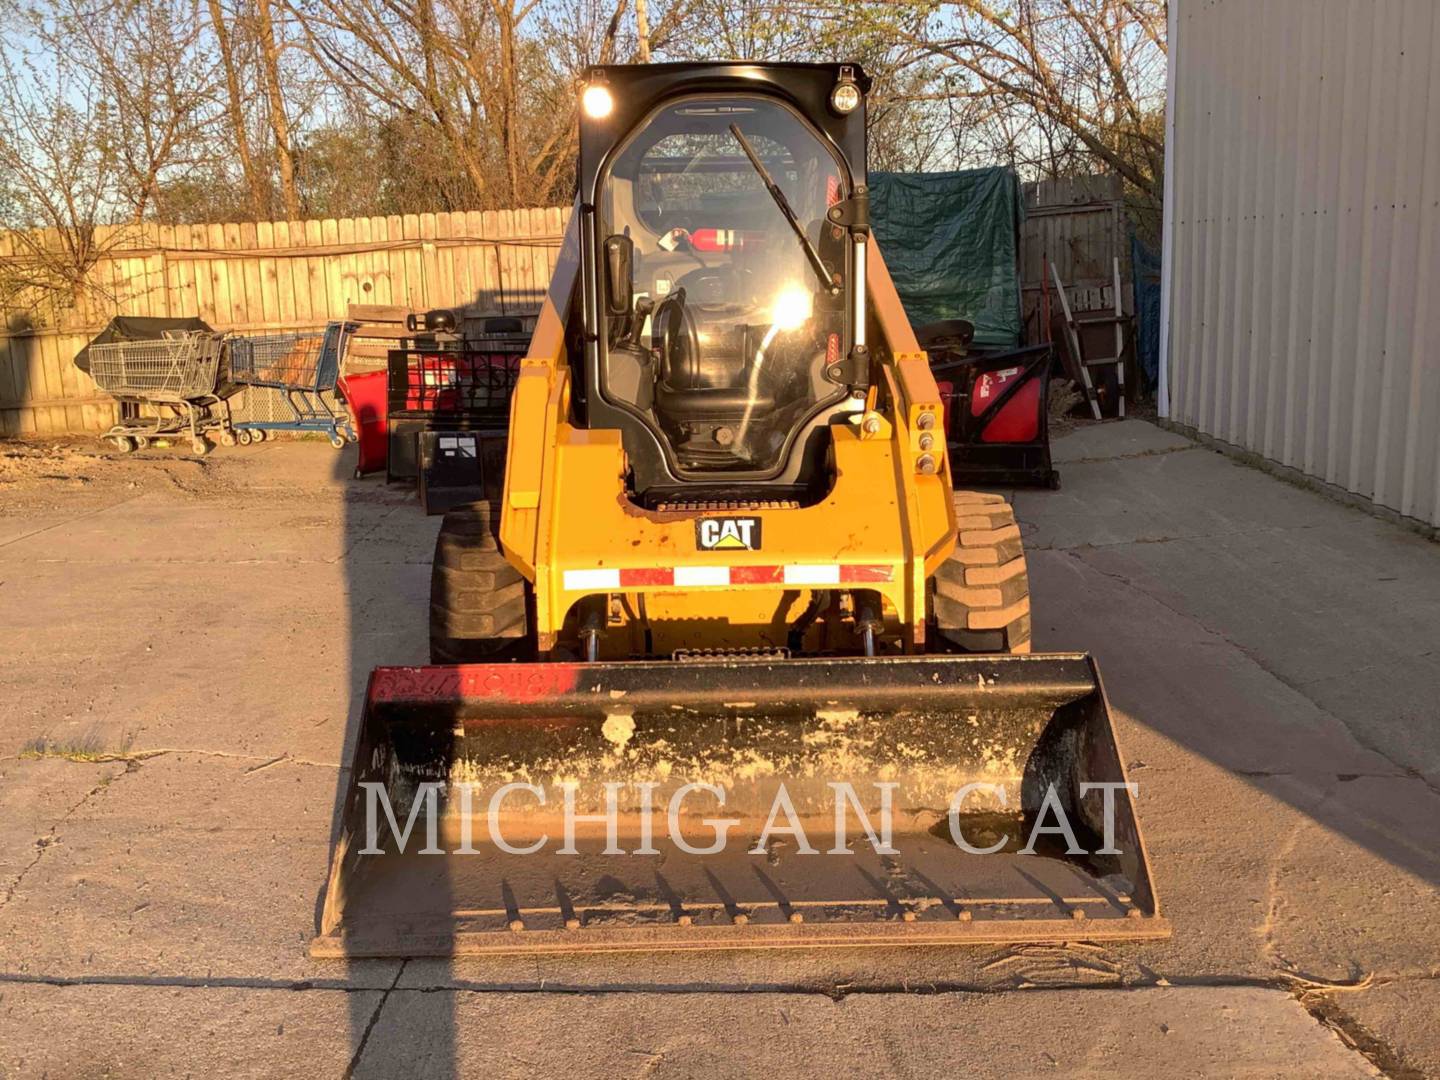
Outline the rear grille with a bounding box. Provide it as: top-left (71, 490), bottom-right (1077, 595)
top-left (655, 499), bottom-right (800, 512)
top-left (671, 646), bottom-right (792, 662)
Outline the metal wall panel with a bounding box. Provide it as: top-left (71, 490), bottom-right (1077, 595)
top-left (1167, 0), bottom-right (1440, 526)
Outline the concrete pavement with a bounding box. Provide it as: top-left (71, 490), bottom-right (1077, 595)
top-left (0, 422), bottom-right (1435, 1077)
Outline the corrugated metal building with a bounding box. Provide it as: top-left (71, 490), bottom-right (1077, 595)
top-left (1162, 0), bottom-right (1440, 527)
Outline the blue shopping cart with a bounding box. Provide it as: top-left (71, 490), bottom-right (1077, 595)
top-left (229, 322), bottom-right (357, 446)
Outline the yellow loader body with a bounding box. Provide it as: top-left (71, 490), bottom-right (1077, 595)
top-left (312, 61), bottom-right (1166, 959)
top-left (500, 220), bottom-right (958, 656)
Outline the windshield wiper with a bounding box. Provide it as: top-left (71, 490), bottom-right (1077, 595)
top-left (728, 123), bottom-right (836, 294)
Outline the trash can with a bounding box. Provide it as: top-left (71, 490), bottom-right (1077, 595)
top-left (337, 370), bottom-right (389, 476)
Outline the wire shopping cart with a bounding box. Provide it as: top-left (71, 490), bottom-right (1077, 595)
top-left (228, 322), bottom-right (357, 446)
top-left (86, 330), bottom-right (236, 455)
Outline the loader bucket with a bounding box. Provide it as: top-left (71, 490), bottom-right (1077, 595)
top-left (311, 654), bottom-right (1168, 957)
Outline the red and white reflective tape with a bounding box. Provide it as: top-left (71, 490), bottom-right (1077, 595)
top-left (562, 564), bottom-right (893, 591)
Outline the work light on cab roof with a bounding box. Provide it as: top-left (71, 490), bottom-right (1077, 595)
top-left (829, 66), bottom-right (861, 114)
top-left (581, 82), bottom-right (613, 119)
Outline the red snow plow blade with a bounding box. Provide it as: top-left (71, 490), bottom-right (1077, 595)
top-left (311, 653), bottom-right (1167, 957)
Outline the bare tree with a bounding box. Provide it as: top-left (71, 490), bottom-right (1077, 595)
top-left (0, 0), bottom-right (1167, 234)
top-left (289, 0), bottom-right (497, 203)
top-left (207, 0), bottom-right (270, 218)
top-left (634, 0), bottom-right (650, 61)
top-left (35, 0), bottom-right (221, 224)
top-left (870, 1), bottom-right (1167, 204)
top-left (663, 0), bottom-right (816, 61)
top-left (0, 48), bottom-right (129, 322)
top-left (255, 0), bottom-right (303, 218)
top-left (290, 0), bottom-right (690, 209)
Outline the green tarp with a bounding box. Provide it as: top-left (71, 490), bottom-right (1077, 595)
top-left (870, 168), bottom-right (1024, 348)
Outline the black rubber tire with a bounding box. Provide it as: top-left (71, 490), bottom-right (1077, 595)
top-left (930, 491), bottom-right (1032, 654)
top-left (429, 504), bottom-right (533, 663)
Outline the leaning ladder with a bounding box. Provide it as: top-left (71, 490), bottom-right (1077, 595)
top-left (1050, 259), bottom-right (1127, 420)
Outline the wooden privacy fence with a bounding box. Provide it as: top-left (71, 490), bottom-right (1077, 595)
top-left (0, 206), bottom-right (569, 435)
top-left (1020, 175), bottom-right (1132, 339)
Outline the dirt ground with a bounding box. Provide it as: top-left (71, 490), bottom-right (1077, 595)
top-left (0, 440), bottom-right (227, 507)
top-left (0, 421), bottom-right (1437, 1078)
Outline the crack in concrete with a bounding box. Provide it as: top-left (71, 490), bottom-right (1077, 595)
top-left (0, 746), bottom-right (334, 912)
top-left (146, 747), bottom-right (341, 770)
top-left (4, 747), bottom-right (340, 770)
top-left (1232, 770), bottom-right (1407, 780)
top-left (0, 761), bottom-right (138, 911)
top-left (4, 961), bottom-right (1436, 1078)
top-left (1299, 991), bottom-right (1426, 1080)
top-left (1050, 541), bottom-right (1440, 1079)
top-left (1258, 782), bottom-right (1338, 974)
top-left (1061, 546), bottom-right (1440, 802)
top-left (1050, 543), bottom-right (1440, 1078)
top-left (0, 493), bottom-right (147, 551)
top-left (1055, 444), bottom-right (1202, 466)
top-left (0, 972), bottom-right (389, 992)
top-left (334, 502), bottom-right (412, 565)
top-left (343, 960), bottom-right (407, 1080)
top-left (5, 968), bottom-right (1435, 997)
top-left (1024, 521), bottom-right (1328, 554)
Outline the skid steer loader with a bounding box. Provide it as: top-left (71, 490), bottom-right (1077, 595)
top-left (312, 62), bottom-right (1167, 957)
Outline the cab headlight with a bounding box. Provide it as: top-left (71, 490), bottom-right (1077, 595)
top-left (582, 84), bottom-right (614, 119)
top-left (830, 82), bottom-right (860, 115)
